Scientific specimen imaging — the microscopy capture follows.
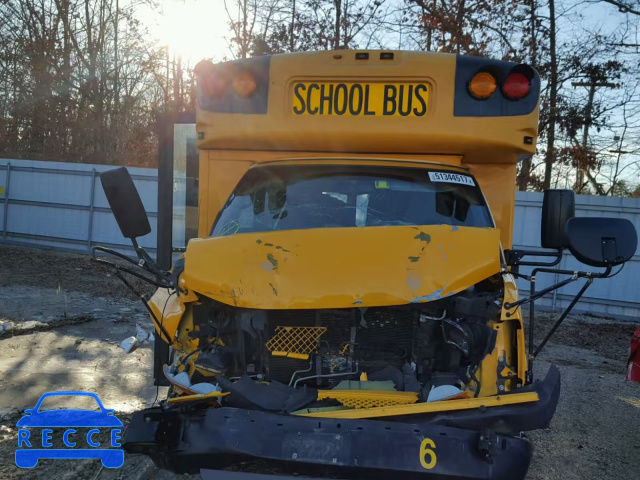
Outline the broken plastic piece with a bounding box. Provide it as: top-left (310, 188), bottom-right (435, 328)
top-left (163, 364), bottom-right (202, 395)
top-left (427, 385), bottom-right (463, 402)
top-left (135, 323), bottom-right (155, 343)
top-left (120, 336), bottom-right (139, 354)
top-left (0, 321), bottom-right (14, 335)
top-left (191, 383), bottom-right (222, 394)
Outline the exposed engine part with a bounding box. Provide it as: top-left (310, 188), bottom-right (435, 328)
top-left (194, 347), bottom-right (234, 374)
top-left (292, 362), bottom-right (359, 388)
top-left (216, 375), bottom-right (317, 413)
top-left (187, 288), bottom-right (501, 396)
top-left (266, 326), bottom-right (327, 359)
top-left (288, 359), bottom-right (314, 386)
top-left (420, 310), bottom-right (447, 322)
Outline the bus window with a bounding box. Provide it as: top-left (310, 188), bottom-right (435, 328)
top-left (211, 165), bottom-right (492, 236)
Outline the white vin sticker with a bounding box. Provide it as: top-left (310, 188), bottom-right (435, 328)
top-left (428, 172), bottom-right (475, 186)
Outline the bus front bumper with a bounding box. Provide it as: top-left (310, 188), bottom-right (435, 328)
top-left (125, 365), bottom-right (560, 480)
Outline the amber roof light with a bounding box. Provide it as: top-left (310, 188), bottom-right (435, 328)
top-left (468, 72), bottom-right (497, 100)
top-left (233, 71), bottom-right (257, 98)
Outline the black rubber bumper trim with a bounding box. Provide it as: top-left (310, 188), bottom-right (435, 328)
top-left (126, 410), bottom-right (531, 480)
top-left (200, 471), bottom-right (328, 480)
top-left (124, 365), bottom-right (560, 479)
top-left (429, 364), bottom-right (561, 434)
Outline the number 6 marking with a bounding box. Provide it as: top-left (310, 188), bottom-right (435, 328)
top-left (419, 438), bottom-right (437, 470)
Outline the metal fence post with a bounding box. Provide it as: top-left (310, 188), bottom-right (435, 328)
top-left (87, 168), bottom-right (97, 252)
top-left (2, 162), bottom-right (11, 238)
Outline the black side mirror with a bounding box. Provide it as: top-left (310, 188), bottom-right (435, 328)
top-left (541, 189), bottom-right (575, 249)
top-left (100, 167), bottom-right (151, 239)
top-left (566, 217), bottom-right (637, 267)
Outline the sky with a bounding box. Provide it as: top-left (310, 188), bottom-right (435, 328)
top-left (135, 0), bottom-right (639, 188)
top-left (137, 0), bottom-right (638, 63)
top-left (141, 0), bottom-right (231, 62)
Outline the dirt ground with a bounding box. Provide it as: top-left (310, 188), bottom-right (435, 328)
top-left (0, 244), bottom-right (639, 480)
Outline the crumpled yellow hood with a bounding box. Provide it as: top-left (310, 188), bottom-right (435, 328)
top-left (182, 225), bottom-right (502, 309)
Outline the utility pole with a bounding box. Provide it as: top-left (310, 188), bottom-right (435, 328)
top-left (543, 0), bottom-right (557, 191)
top-left (516, 0), bottom-right (538, 191)
top-left (571, 80), bottom-right (616, 193)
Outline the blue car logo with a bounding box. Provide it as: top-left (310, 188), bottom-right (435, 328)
top-left (15, 391), bottom-right (124, 469)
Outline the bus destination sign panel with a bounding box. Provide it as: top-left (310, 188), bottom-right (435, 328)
top-left (292, 82), bottom-right (429, 117)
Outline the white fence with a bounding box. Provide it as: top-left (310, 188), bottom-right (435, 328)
top-left (513, 192), bottom-right (640, 319)
top-left (1, 158), bottom-right (639, 319)
top-left (0, 159), bottom-right (158, 254)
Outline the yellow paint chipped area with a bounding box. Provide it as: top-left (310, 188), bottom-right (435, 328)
top-left (182, 225), bottom-right (501, 309)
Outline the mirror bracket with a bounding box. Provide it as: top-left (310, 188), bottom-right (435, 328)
top-left (503, 248), bottom-right (562, 274)
top-left (90, 246), bottom-right (174, 344)
top-left (505, 263), bottom-right (613, 384)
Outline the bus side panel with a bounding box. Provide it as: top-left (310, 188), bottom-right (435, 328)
top-left (464, 162), bottom-right (517, 250)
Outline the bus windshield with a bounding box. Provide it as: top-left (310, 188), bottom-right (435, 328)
top-left (211, 165), bottom-right (493, 236)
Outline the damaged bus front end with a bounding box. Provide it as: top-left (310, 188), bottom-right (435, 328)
top-left (92, 51), bottom-right (637, 480)
top-left (96, 163), bottom-right (566, 480)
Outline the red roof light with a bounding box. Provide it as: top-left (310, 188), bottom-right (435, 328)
top-left (502, 73), bottom-right (530, 100)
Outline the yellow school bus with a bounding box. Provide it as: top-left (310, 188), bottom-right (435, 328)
top-left (97, 50), bottom-right (637, 480)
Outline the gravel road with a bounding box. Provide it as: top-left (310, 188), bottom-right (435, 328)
top-left (1, 244), bottom-right (638, 480)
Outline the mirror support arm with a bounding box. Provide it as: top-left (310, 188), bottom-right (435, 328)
top-left (504, 248), bottom-right (563, 275)
top-left (111, 269), bottom-right (173, 344)
top-left (504, 274), bottom-right (577, 311)
top-left (504, 264), bottom-right (613, 311)
top-left (131, 238), bottom-right (173, 286)
top-left (532, 278), bottom-right (593, 358)
top-left (506, 264), bottom-right (613, 384)
top-left (91, 246), bottom-right (174, 289)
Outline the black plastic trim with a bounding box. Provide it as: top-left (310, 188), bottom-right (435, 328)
top-left (198, 56), bottom-right (271, 114)
top-left (454, 56), bottom-right (540, 117)
top-left (124, 365), bottom-right (561, 479)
